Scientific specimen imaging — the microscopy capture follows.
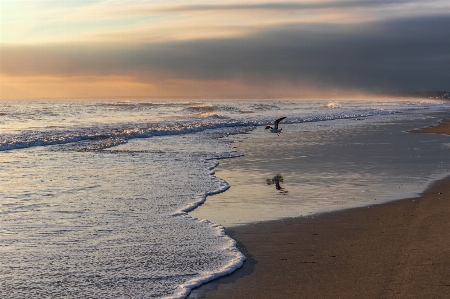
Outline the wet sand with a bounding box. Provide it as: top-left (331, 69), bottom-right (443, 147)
top-left (188, 119), bottom-right (450, 299)
top-left (410, 118), bottom-right (450, 135)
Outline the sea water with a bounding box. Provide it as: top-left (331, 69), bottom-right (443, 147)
top-left (191, 107), bottom-right (450, 226)
top-left (0, 98), bottom-right (449, 298)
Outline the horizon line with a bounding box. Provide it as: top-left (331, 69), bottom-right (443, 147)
top-left (1, 91), bottom-right (449, 101)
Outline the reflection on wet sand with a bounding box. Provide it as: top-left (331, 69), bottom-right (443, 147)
top-left (190, 111), bottom-right (450, 227)
top-left (266, 173), bottom-right (288, 195)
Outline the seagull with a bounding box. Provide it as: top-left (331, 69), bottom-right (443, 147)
top-left (265, 117), bottom-right (286, 135)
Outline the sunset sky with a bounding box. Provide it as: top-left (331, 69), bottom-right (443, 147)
top-left (0, 0), bottom-right (449, 99)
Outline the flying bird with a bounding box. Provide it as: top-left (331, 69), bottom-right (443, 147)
top-left (265, 117), bottom-right (286, 135)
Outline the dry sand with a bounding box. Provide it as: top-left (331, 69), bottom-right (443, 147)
top-left (188, 119), bottom-right (450, 299)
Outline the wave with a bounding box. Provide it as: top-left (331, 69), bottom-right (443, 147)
top-left (250, 103), bottom-right (280, 110)
top-left (1, 104), bottom-right (445, 152)
top-left (325, 101), bottom-right (342, 108)
top-left (194, 112), bottom-right (230, 119)
top-left (186, 104), bottom-right (220, 112)
top-left (96, 100), bottom-right (193, 110)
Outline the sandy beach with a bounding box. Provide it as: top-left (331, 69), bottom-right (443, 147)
top-left (188, 117), bottom-right (450, 299)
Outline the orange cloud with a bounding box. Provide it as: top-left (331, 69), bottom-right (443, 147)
top-left (0, 75), bottom-right (158, 99)
top-left (0, 74), bottom-right (325, 100)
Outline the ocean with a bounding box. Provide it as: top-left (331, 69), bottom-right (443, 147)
top-left (1, 98), bottom-right (449, 298)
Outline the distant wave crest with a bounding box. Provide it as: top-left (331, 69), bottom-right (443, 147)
top-left (325, 101), bottom-right (342, 108)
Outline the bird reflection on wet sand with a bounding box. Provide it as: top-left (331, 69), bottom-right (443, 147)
top-left (266, 173), bottom-right (288, 194)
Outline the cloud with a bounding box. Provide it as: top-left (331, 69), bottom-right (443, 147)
top-left (152, 0), bottom-right (428, 12)
top-left (1, 14), bottom-right (449, 95)
top-left (3, 0), bottom-right (448, 44)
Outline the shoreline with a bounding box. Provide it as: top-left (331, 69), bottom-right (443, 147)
top-left (188, 118), bottom-right (450, 299)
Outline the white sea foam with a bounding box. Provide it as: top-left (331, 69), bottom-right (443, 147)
top-left (0, 136), bottom-right (245, 298)
top-left (325, 101), bottom-right (342, 108)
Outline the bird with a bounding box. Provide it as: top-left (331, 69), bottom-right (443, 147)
top-left (265, 117), bottom-right (286, 135)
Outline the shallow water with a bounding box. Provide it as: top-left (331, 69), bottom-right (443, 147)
top-left (0, 136), bottom-right (244, 298)
top-left (1, 98), bottom-right (449, 298)
top-left (191, 110), bottom-right (450, 226)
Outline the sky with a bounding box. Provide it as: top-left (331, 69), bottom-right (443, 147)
top-left (0, 0), bottom-right (449, 99)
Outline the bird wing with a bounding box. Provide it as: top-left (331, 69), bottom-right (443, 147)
top-left (273, 117), bottom-right (286, 129)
